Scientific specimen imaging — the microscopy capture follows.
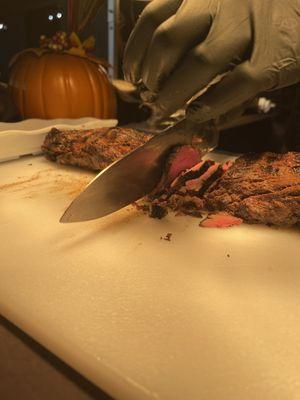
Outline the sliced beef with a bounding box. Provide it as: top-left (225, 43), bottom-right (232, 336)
top-left (153, 145), bottom-right (201, 194)
top-left (200, 213), bottom-right (243, 228)
top-left (165, 145), bottom-right (201, 183)
top-left (185, 163), bottom-right (222, 193)
top-left (46, 127), bottom-right (299, 228)
top-left (143, 148), bottom-right (226, 218)
top-left (42, 127), bottom-right (152, 171)
top-left (170, 160), bottom-right (213, 190)
top-left (141, 149), bottom-right (300, 227)
top-left (205, 152), bottom-right (300, 226)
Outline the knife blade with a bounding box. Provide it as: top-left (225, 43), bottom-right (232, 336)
top-left (60, 119), bottom-right (218, 223)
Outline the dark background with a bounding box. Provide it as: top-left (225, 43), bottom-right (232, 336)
top-left (0, 0), bottom-right (108, 81)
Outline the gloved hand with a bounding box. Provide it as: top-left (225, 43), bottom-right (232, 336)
top-left (123, 0), bottom-right (300, 124)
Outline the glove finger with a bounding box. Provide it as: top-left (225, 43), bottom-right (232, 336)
top-left (151, 20), bottom-right (250, 120)
top-left (249, 0), bottom-right (300, 90)
top-left (187, 61), bottom-right (275, 123)
top-left (141, 0), bottom-right (214, 92)
top-left (123, 0), bottom-right (183, 84)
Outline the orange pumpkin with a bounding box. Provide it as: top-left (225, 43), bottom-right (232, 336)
top-left (9, 50), bottom-right (117, 119)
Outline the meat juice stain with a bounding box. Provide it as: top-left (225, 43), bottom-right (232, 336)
top-left (1, 168), bottom-right (91, 199)
top-left (0, 174), bottom-right (40, 191)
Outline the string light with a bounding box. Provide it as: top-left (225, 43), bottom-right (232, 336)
top-left (0, 23), bottom-right (8, 31)
top-left (48, 11), bottom-right (63, 21)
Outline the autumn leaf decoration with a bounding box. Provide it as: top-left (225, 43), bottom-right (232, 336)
top-left (40, 31), bottom-right (95, 56)
top-left (9, 31), bottom-right (109, 70)
top-left (68, 32), bottom-right (95, 56)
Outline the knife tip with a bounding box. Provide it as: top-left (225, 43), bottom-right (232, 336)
top-left (59, 208), bottom-right (76, 223)
top-left (59, 214), bottom-right (70, 223)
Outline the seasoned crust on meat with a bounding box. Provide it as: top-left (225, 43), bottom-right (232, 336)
top-left (204, 152), bottom-right (300, 226)
top-left (42, 127), bottom-right (152, 171)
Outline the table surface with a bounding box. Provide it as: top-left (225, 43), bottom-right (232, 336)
top-left (1, 155), bottom-right (300, 400)
top-left (0, 316), bottom-right (113, 400)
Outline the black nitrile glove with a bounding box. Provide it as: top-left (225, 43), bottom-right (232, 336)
top-left (123, 0), bottom-right (300, 124)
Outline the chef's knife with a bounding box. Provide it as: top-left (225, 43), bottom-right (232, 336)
top-left (60, 119), bottom-right (219, 223)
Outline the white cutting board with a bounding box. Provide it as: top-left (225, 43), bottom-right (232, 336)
top-left (1, 155), bottom-right (300, 400)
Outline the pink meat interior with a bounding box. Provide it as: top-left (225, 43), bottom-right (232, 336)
top-left (167, 146), bottom-right (201, 183)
